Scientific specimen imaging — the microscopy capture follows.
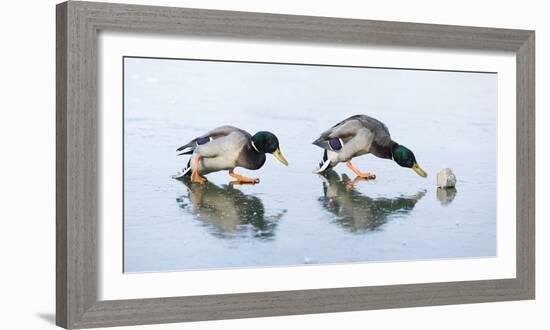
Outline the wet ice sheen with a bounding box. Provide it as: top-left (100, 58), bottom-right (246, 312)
top-left (123, 58), bottom-right (497, 272)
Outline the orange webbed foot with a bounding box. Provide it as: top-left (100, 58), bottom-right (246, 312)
top-left (346, 161), bottom-right (376, 180)
top-left (228, 169), bottom-right (259, 184)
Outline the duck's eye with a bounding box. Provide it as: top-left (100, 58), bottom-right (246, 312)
top-left (196, 137), bottom-right (212, 145)
top-left (329, 138), bottom-right (343, 151)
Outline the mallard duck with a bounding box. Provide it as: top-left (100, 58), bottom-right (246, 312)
top-left (174, 126), bottom-right (288, 184)
top-left (313, 114), bottom-right (427, 178)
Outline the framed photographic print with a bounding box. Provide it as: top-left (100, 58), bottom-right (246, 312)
top-left (56, 1), bottom-right (535, 328)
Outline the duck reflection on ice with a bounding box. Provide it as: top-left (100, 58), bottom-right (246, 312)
top-left (318, 170), bottom-right (426, 233)
top-left (175, 178), bottom-right (286, 239)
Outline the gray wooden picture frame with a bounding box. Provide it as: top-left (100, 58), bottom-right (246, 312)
top-left (56, 1), bottom-right (535, 328)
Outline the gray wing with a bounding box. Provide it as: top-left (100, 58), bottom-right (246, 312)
top-left (353, 115), bottom-right (394, 159)
top-left (313, 117), bottom-right (360, 150)
top-left (313, 114), bottom-right (394, 159)
top-left (313, 115), bottom-right (390, 147)
top-left (352, 115), bottom-right (392, 148)
top-left (177, 125), bottom-right (250, 155)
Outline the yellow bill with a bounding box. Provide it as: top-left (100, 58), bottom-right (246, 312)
top-left (273, 149), bottom-right (288, 166)
top-left (412, 162), bottom-right (427, 177)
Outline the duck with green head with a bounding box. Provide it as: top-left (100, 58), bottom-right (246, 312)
top-left (174, 126), bottom-right (288, 184)
top-left (313, 114), bottom-right (427, 179)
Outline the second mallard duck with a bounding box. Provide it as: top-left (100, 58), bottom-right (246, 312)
top-left (313, 114), bottom-right (427, 179)
top-left (175, 126), bottom-right (288, 184)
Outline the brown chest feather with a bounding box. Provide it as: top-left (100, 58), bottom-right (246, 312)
top-left (237, 145), bottom-right (266, 170)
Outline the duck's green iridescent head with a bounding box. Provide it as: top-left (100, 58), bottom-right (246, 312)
top-left (392, 144), bottom-right (427, 177)
top-left (252, 131), bottom-right (288, 166)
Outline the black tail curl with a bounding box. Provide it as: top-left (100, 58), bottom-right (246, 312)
top-left (182, 158), bottom-right (192, 177)
top-left (316, 149), bottom-right (332, 173)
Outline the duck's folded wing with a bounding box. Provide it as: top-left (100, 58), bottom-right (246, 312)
top-left (354, 115), bottom-right (392, 145)
top-left (312, 120), bottom-right (362, 151)
top-left (352, 117), bottom-right (393, 159)
top-left (176, 137), bottom-right (209, 155)
top-left (176, 126), bottom-right (248, 155)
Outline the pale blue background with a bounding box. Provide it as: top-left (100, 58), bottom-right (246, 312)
top-left (123, 57), bottom-right (497, 272)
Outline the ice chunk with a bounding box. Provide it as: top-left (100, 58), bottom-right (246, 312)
top-left (436, 168), bottom-right (457, 188)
